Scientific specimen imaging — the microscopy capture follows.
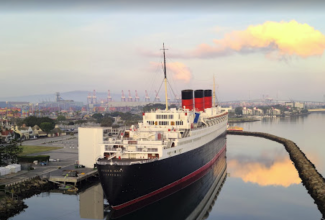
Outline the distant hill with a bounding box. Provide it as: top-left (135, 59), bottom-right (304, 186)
top-left (0, 91), bottom-right (120, 104)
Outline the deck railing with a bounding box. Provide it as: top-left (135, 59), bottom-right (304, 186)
top-left (104, 146), bottom-right (158, 152)
top-left (97, 158), bottom-right (158, 165)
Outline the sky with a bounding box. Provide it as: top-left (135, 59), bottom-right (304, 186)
top-left (0, 0), bottom-right (325, 102)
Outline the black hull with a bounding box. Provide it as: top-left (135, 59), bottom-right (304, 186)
top-left (97, 132), bottom-right (227, 209)
top-left (110, 150), bottom-right (227, 219)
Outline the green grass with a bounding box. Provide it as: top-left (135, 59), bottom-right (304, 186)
top-left (19, 145), bottom-right (62, 156)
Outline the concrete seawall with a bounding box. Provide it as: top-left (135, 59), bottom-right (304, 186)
top-left (227, 130), bottom-right (325, 218)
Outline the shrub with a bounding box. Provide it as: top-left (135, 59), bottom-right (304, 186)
top-left (17, 155), bottom-right (50, 163)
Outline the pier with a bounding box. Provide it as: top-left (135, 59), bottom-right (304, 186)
top-left (48, 165), bottom-right (98, 186)
top-left (308, 108), bottom-right (325, 112)
top-left (227, 130), bottom-right (325, 218)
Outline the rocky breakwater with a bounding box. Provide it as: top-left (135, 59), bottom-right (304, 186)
top-left (227, 130), bottom-right (325, 218)
top-left (0, 176), bottom-right (52, 219)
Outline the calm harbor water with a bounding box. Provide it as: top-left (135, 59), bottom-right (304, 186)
top-left (10, 113), bottom-right (324, 220)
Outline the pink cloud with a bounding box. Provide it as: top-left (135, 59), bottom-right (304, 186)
top-left (150, 61), bottom-right (192, 83)
top-left (192, 20), bottom-right (325, 59)
top-left (141, 20), bottom-right (325, 60)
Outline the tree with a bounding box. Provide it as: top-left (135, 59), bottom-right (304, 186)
top-left (143, 103), bottom-right (166, 112)
top-left (101, 117), bottom-right (114, 127)
top-left (40, 122), bottom-right (55, 135)
top-left (75, 120), bottom-right (87, 125)
top-left (68, 121), bottom-right (75, 125)
top-left (235, 107), bottom-right (243, 116)
top-left (23, 116), bottom-right (38, 127)
top-left (23, 116), bottom-right (55, 128)
top-left (12, 117), bottom-right (23, 126)
top-left (57, 115), bottom-right (66, 122)
top-left (92, 113), bottom-right (103, 123)
top-left (0, 142), bottom-right (22, 165)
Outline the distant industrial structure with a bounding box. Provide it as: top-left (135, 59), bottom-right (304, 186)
top-left (84, 89), bottom-right (182, 113)
top-left (82, 89), bottom-right (325, 114)
top-left (36, 92), bottom-right (83, 112)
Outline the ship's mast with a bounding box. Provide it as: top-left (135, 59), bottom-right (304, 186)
top-left (161, 43), bottom-right (169, 110)
top-left (213, 75), bottom-right (216, 107)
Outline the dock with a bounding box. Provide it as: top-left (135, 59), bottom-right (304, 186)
top-left (48, 165), bottom-right (98, 186)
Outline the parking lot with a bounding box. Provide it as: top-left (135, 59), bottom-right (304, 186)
top-left (22, 135), bottom-right (79, 168)
top-left (23, 134), bottom-right (79, 149)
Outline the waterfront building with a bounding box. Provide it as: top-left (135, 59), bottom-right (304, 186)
top-left (78, 127), bottom-right (117, 168)
top-left (242, 107), bottom-right (253, 115)
top-left (266, 108), bottom-right (281, 116)
top-left (253, 107), bottom-right (264, 115)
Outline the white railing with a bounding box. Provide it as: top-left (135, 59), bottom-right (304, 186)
top-left (104, 148), bottom-right (158, 153)
top-left (97, 158), bottom-right (158, 165)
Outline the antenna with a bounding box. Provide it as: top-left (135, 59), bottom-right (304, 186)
top-left (161, 43), bottom-right (169, 110)
top-left (213, 76), bottom-right (216, 107)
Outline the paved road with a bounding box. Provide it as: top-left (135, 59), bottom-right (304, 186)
top-left (1, 135), bottom-right (79, 186)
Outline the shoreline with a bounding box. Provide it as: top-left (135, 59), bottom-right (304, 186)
top-left (228, 113), bottom-right (310, 123)
top-left (0, 176), bottom-right (52, 220)
top-left (228, 118), bottom-right (260, 123)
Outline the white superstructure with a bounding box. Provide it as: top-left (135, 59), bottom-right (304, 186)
top-left (79, 106), bottom-right (227, 168)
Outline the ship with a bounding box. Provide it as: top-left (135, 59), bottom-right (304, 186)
top-left (109, 149), bottom-right (227, 219)
top-left (96, 43), bottom-right (228, 211)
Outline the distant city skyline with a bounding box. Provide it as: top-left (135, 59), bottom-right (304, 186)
top-left (1, 1), bottom-right (324, 102)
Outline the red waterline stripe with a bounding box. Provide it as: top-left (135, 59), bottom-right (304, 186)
top-left (112, 144), bottom-right (227, 210)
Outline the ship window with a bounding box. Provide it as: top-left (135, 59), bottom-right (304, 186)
top-left (156, 114), bottom-right (173, 120)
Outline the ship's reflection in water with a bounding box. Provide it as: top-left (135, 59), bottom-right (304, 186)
top-left (79, 184), bottom-right (105, 219)
top-left (79, 150), bottom-right (227, 220)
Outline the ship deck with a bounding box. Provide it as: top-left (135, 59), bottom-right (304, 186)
top-left (97, 157), bottom-right (157, 166)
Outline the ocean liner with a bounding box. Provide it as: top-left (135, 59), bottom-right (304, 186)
top-left (97, 44), bottom-right (228, 211)
top-left (110, 148), bottom-right (227, 219)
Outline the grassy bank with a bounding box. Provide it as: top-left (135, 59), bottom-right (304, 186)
top-left (228, 117), bottom-right (260, 123)
top-left (19, 146), bottom-right (62, 156)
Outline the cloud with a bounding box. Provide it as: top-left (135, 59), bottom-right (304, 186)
top-left (228, 157), bottom-right (301, 187)
top-left (150, 62), bottom-right (192, 83)
top-left (171, 20), bottom-right (325, 60)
